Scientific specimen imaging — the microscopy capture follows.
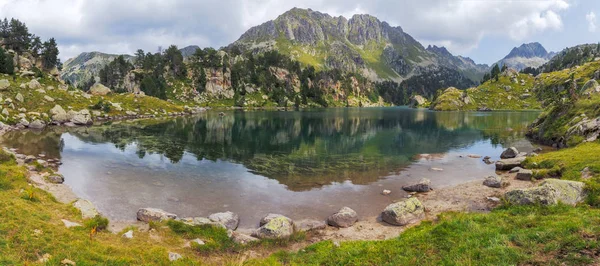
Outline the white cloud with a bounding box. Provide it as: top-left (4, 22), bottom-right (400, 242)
top-left (0, 0), bottom-right (574, 61)
top-left (587, 11), bottom-right (597, 32)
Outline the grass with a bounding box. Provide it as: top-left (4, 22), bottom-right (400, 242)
top-left (254, 204), bottom-right (600, 265)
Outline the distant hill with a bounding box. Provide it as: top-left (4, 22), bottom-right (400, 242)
top-left (540, 43), bottom-right (600, 73)
top-left (496, 42), bottom-right (555, 71)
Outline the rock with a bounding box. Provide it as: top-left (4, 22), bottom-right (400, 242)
top-left (259, 213), bottom-right (288, 226)
top-left (18, 118), bottom-right (29, 127)
top-left (38, 253), bottom-right (52, 263)
top-left (581, 167), bottom-right (593, 179)
top-left (515, 169), bottom-right (534, 181)
top-left (208, 211), bottom-right (239, 230)
top-left (252, 215), bottom-right (294, 239)
top-left (74, 199), bottom-right (99, 219)
top-left (509, 167), bottom-right (523, 173)
top-left (327, 207), bottom-right (358, 228)
top-left (230, 232), bottom-right (259, 245)
top-left (486, 196), bottom-right (501, 203)
top-left (122, 230), bottom-right (133, 239)
top-left (483, 175), bottom-right (505, 188)
top-left (295, 219), bottom-right (327, 232)
top-left (495, 157), bottom-right (526, 170)
top-left (136, 208), bottom-right (177, 223)
top-left (500, 147), bottom-right (519, 159)
top-left (15, 93), bottom-right (24, 103)
top-left (505, 179), bottom-right (586, 206)
top-left (402, 178), bottom-right (432, 192)
top-left (50, 105), bottom-right (69, 123)
top-left (28, 119), bottom-right (46, 129)
top-left (168, 252), bottom-right (182, 261)
top-left (483, 157), bottom-right (494, 164)
top-left (61, 219), bottom-right (82, 228)
top-left (478, 106), bottom-right (492, 112)
top-left (0, 79), bottom-right (9, 90)
top-left (68, 109), bottom-right (92, 125)
top-left (180, 217), bottom-right (226, 228)
top-left (43, 95), bottom-right (55, 102)
top-left (47, 174), bottom-right (64, 184)
top-left (89, 83), bottom-right (111, 96)
top-left (408, 95), bottom-right (428, 108)
top-left (581, 79), bottom-right (600, 95)
top-left (61, 258), bottom-right (76, 266)
top-left (382, 189), bottom-right (391, 195)
top-left (27, 79), bottom-right (41, 89)
top-left (381, 198), bottom-right (425, 226)
top-left (19, 71), bottom-right (34, 77)
top-left (467, 154), bottom-right (482, 158)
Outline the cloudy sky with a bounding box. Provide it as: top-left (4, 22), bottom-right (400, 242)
top-left (0, 0), bottom-right (598, 65)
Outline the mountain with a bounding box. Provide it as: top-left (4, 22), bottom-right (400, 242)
top-left (61, 52), bottom-right (134, 87)
top-left (540, 43), bottom-right (600, 73)
top-left (179, 45), bottom-right (200, 58)
top-left (496, 42), bottom-right (555, 71)
top-left (230, 8), bottom-right (488, 82)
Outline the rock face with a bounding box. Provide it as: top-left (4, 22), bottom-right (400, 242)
top-left (402, 178), bottom-right (432, 192)
top-left (483, 176), bottom-right (505, 188)
top-left (327, 207), bottom-right (358, 228)
top-left (89, 83), bottom-right (111, 95)
top-left (67, 109), bottom-right (92, 125)
top-left (208, 211), bottom-right (239, 230)
top-left (500, 147), bottom-right (519, 159)
top-left (204, 67), bottom-right (234, 98)
top-left (252, 215), bottom-right (294, 239)
top-left (381, 198), bottom-right (425, 226)
top-left (505, 179), bottom-right (586, 206)
top-left (495, 157), bottom-right (526, 170)
top-left (495, 42), bottom-right (554, 71)
top-left (136, 208), bottom-right (177, 222)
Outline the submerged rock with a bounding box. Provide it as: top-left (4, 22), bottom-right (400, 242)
top-left (208, 211), bottom-right (239, 231)
top-left (505, 179), bottom-right (586, 206)
top-left (381, 198), bottom-right (425, 226)
top-left (327, 207), bottom-right (358, 228)
top-left (252, 215), bottom-right (294, 239)
top-left (136, 208), bottom-right (177, 222)
top-left (402, 178), bottom-right (432, 192)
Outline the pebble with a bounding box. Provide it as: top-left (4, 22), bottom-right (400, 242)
top-left (382, 189), bottom-right (391, 195)
top-left (486, 197), bottom-right (501, 203)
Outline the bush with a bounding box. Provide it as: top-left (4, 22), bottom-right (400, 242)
top-left (85, 215), bottom-right (109, 231)
top-left (90, 99), bottom-right (111, 113)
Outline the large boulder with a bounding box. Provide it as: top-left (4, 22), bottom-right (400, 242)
top-left (381, 198), bottom-right (425, 226)
top-left (208, 211), bottom-right (239, 231)
top-left (27, 79), bottom-right (41, 89)
top-left (50, 105), bottom-right (68, 123)
top-left (500, 147), bottom-right (519, 159)
top-left (515, 169), bottom-right (534, 181)
top-left (179, 217), bottom-right (226, 229)
top-left (89, 83), bottom-right (111, 96)
top-left (495, 157), bottom-right (526, 170)
top-left (73, 199), bottom-right (99, 219)
top-left (68, 109), bottom-right (92, 125)
top-left (0, 79), bottom-right (9, 90)
top-left (402, 178), bottom-right (432, 192)
top-left (295, 219), bottom-right (327, 232)
top-left (581, 79), bottom-right (600, 95)
top-left (252, 215), bottom-right (294, 239)
top-left (136, 208), bottom-right (177, 222)
top-left (505, 179), bottom-right (586, 206)
top-left (483, 175), bottom-right (505, 188)
top-left (327, 207), bottom-right (358, 228)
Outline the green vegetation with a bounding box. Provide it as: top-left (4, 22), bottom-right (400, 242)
top-left (256, 205), bottom-right (600, 265)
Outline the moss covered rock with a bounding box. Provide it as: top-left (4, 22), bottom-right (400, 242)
top-left (252, 215), bottom-right (294, 239)
top-left (381, 197), bottom-right (425, 226)
top-left (505, 179), bottom-right (586, 206)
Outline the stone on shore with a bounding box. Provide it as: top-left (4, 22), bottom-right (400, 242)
top-left (61, 219), bottom-right (82, 228)
top-left (402, 178), bottom-right (432, 192)
top-left (230, 232), bottom-right (259, 245)
top-left (136, 208), bottom-right (177, 223)
top-left (515, 169), bottom-right (534, 181)
top-left (505, 179), bottom-right (586, 206)
top-left (68, 109), bottom-right (92, 125)
top-left (74, 199), bottom-right (99, 219)
top-left (180, 217), bottom-right (226, 229)
top-left (483, 175), bottom-right (505, 188)
top-left (381, 198), bottom-right (425, 226)
top-left (47, 174), bottom-right (64, 184)
top-left (252, 215), bottom-right (294, 239)
top-left (500, 147), bottom-right (519, 159)
top-left (28, 119), bottom-right (45, 129)
top-left (327, 207), bottom-right (358, 228)
top-left (509, 167), bottom-right (523, 173)
top-left (50, 105), bottom-right (68, 123)
top-left (495, 157), bottom-right (526, 170)
top-left (122, 230), bottom-right (133, 239)
top-left (208, 211), bottom-right (239, 231)
top-left (295, 219), bottom-right (327, 232)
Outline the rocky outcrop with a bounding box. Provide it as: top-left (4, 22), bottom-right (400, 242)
top-left (136, 208), bottom-right (177, 222)
top-left (269, 67), bottom-right (300, 93)
top-left (252, 214), bottom-right (294, 239)
top-left (408, 95), bottom-right (428, 108)
top-left (381, 198), bottom-right (425, 226)
top-left (505, 179), bottom-right (586, 206)
top-left (327, 207), bottom-right (358, 228)
top-left (89, 83), bottom-right (111, 96)
top-left (208, 211), bottom-right (239, 230)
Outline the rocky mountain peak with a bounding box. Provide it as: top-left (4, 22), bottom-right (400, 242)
top-left (504, 42), bottom-right (549, 59)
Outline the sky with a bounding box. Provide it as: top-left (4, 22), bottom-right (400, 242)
top-left (0, 0), bottom-right (598, 65)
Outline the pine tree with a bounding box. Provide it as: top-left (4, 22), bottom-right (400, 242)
top-left (41, 38), bottom-right (59, 70)
top-left (163, 45), bottom-right (186, 79)
top-left (30, 35), bottom-right (42, 56)
top-left (134, 49), bottom-right (145, 68)
top-left (7, 18), bottom-right (31, 54)
top-left (0, 47), bottom-right (14, 74)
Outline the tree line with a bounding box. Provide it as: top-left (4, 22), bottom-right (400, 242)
top-left (0, 17), bottom-right (60, 73)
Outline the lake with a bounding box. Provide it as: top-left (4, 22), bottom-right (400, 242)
top-left (1, 107), bottom-right (540, 227)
